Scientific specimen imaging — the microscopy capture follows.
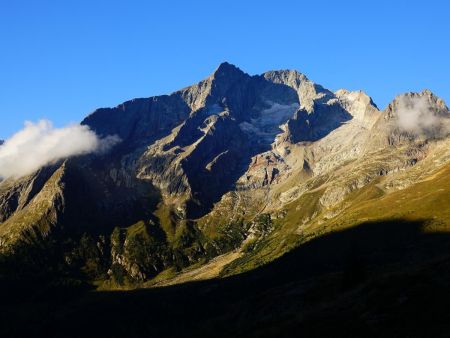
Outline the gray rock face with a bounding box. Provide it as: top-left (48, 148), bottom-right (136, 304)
top-left (134, 63), bottom-right (303, 217)
top-left (131, 64), bottom-right (370, 217)
top-left (262, 70), bottom-right (354, 143)
top-left (0, 166), bottom-right (58, 222)
top-left (2, 64), bottom-right (447, 233)
top-left (1, 62), bottom-right (450, 284)
top-left (82, 95), bottom-right (191, 146)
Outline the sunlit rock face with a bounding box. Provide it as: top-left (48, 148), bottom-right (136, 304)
top-left (3, 63), bottom-right (448, 232)
top-left (1, 62), bottom-right (450, 286)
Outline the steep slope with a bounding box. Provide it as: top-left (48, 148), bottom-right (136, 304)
top-left (216, 89), bottom-right (450, 276)
top-left (1, 63), bottom-right (449, 290)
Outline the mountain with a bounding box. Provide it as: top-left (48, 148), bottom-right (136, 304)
top-left (1, 63), bottom-right (450, 336)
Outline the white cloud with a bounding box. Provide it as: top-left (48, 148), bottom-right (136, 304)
top-left (0, 120), bottom-right (120, 180)
top-left (395, 95), bottom-right (447, 136)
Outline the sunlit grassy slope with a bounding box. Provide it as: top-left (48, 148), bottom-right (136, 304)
top-left (330, 163), bottom-right (450, 232)
top-left (220, 161), bottom-right (450, 277)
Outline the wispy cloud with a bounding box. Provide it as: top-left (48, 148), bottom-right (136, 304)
top-left (0, 120), bottom-right (120, 179)
top-left (395, 94), bottom-right (448, 137)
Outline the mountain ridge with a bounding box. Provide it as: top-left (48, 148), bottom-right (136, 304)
top-left (1, 62), bottom-right (450, 290)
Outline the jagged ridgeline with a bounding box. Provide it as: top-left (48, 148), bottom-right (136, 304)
top-left (1, 62), bottom-right (450, 289)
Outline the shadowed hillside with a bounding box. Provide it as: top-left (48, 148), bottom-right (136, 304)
top-left (2, 219), bottom-right (450, 338)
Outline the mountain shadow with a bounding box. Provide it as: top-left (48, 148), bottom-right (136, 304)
top-left (2, 219), bottom-right (450, 337)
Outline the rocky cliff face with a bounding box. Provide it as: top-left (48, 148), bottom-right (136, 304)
top-left (1, 62), bottom-right (449, 286)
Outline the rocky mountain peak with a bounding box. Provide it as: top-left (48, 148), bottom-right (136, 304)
top-left (263, 69), bottom-right (334, 113)
top-left (211, 61), bottom-right (245, 79)
top-left (334, 89), bottom-right (380, 125)
top-left (362, 89), bottom-right (450, 150)
top-left (263, 69), bottom-right (308, 88)
top-left (385, 89), bottom-right (449, 121)
top-left (3, 62), bottom-right (450, 310)
top-left (334, 89), bottom-right (375, 105)
top-left (174, 62), bottom-right (249, 113)
top-left (417, 89), bottom-right (448, 110)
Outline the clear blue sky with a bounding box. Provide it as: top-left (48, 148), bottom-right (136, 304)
top-left (1, 0), bottom-right (449, 139)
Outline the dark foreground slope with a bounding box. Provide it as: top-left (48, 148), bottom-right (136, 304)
top-left (1, 218), bottom-right (450, 338)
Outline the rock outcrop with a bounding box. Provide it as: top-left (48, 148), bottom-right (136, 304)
top-left (1, 63), bottom-right (449, 284)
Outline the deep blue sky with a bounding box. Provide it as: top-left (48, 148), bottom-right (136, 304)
top-left (1, 0), bottom-right (449, 139)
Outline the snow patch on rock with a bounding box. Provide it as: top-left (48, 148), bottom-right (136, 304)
top-left (239, 102), bottom-right (299, 143)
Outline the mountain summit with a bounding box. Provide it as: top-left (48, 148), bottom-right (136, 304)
top-left (2, 62), bottom-right (450, 337)
top-left (1, 62), bottom-right (450, 289)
